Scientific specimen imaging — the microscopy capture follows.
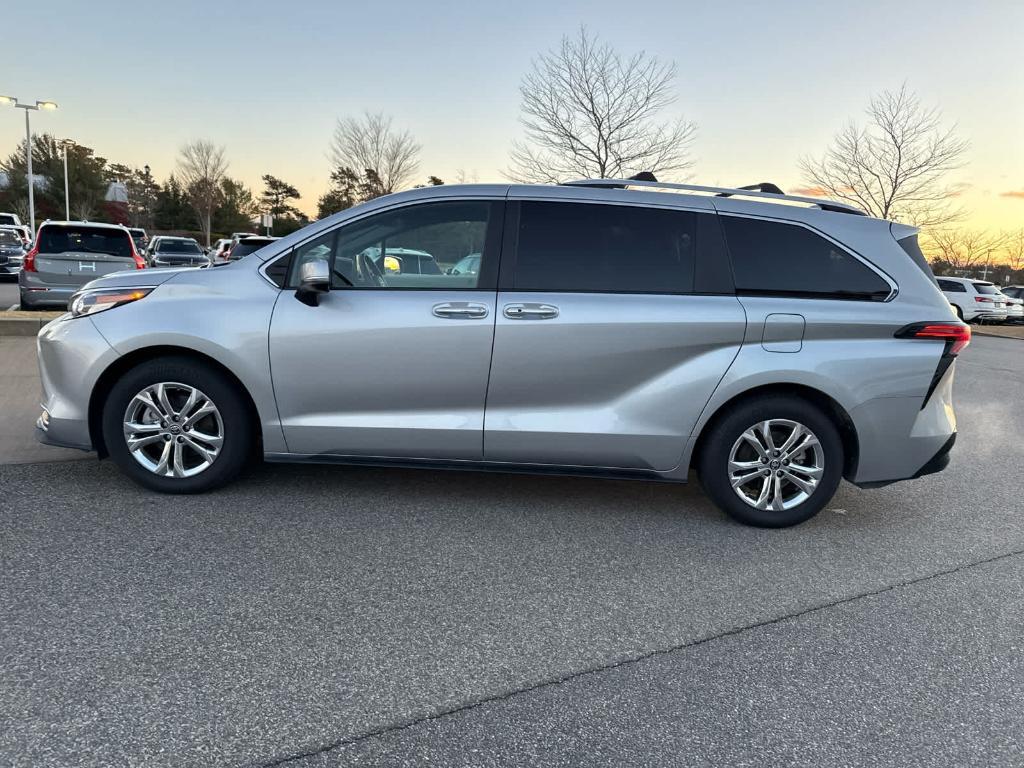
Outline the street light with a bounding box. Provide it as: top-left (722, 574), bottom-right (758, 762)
top-left (59, 139), bottom-right (75, 220)
top-left (0, 96), bottom-right (59, 232)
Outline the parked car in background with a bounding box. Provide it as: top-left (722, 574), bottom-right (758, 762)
top-left (224, 232), bottom-right (260, 260)
top-left (367, 247), bottom-right (442, 275)
top-left (20, 221), bottom-right (145, 309)
top-left (0, 212), bottom-right (22, 227)
top-left (127, 228), bottom-right (148, 253)
top-left (226, 236), bottom-right (278, 260)
top-left (36, 179), bottom-right (967, 528)
top-left (0, 228), bottom-right (25, 277)
top-left (1001, 285), bottom-right (1024, 301)
top-left (148, 237), bottom-right (209, 268)
top-left (995, 287), bottom-right (1024, 323)
top-left (447, 252), bottom-right (481, 276)
top-left (2, 224), bottom-right (32, 248)
top-left (209, 238), bottom-right (232, 262)
top-left (937, 277), bottom-right (1008, 323)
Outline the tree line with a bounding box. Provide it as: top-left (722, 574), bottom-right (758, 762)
top-left (0, 27), bottom-right (1019, 279)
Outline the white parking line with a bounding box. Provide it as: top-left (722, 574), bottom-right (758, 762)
top-left (6, 304), bottom-right (20, 311)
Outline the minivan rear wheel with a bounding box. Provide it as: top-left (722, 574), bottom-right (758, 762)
top-left (102, 357), bottom-right (252, 493)
top-left (698, 396), bottom-right (843, 527)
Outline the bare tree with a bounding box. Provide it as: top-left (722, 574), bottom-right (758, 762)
top-left (800, 85), bottom-right (968, 226)
top-left (507, 27), bottom-right (696, 183)
top-left (329, 112), bottom-right (420, 196)
top-left (1003, 229), bottom-right (1024, 272)
top-left (925, 229), bottom-right (1007, 274)
top-left (177, 140), bottom-right (228, 246)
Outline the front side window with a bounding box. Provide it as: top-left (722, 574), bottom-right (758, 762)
top-left (514, 201), bottom-right (696, 293)
top-left (721, 216), bottom-right (892, 301)
top-left (289, 201), bottom-right (493, 289)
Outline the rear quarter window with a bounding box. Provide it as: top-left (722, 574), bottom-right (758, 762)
top-left (720, 216), bottom-right (892, 301)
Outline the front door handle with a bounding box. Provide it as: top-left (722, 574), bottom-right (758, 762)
top-left (432, 302), bottom-right (489, 319)
top-left (503, 303), bottom-right (559, 320)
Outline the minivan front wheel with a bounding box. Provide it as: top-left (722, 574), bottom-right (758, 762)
top-left (698, 396), bottom-right (843, 527)
top-left (102, 357), bottom-right (252, 493)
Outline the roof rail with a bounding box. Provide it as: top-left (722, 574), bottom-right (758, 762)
top-left (561, 178), bottom-right (866, 216)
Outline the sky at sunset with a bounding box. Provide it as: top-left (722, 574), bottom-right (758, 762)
top-left (2, 0), bottom-right (1021, 230)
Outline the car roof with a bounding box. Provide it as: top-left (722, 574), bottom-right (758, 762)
top-left (39, 220), bottom-right (128, 231)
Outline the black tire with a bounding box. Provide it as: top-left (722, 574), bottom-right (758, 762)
top-left (697, 395), bottom-right (844, 528)
top-left (102, 356), bottom-right (253, 493)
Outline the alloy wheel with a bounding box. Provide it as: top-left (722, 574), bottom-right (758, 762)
top-left (122, 382), bottom-right (224, 478)
top-left (727, 419), bottom-right (825, 511)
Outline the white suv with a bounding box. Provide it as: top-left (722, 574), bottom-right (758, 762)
top-left (937, 277), bottom-right (1007, 322)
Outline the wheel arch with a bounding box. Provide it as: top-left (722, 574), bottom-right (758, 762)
top-left (88, 345), bottom-right (262, 459)
top-left (690, 382), bottom-right (860, 480)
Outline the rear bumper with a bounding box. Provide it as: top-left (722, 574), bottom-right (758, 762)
top-left (19, 272), bottom-right (77, 308)
top-left (849, 358), bottom-right (958, 487)
top-left (855, 433), bottom-right (955, 489)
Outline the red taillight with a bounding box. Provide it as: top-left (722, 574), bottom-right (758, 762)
top-left (975, 296), bottom-right (993, 303)
top-left (23, 245), bottom-right (38, 272)
top-left (129, 241), bottom-right (146, 269)
top-left (896, 322), bottom-right (971, 356)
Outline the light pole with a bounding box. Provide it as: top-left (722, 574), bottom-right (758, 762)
top-left (60, 139), bottom-right (75, 220)
top-left (0, 96), bottom-right (59, 233)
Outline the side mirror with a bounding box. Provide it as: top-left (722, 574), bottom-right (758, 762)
top-left (295, 257), bottom-right (330, 307)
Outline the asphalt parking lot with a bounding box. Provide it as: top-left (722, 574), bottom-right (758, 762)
top-left (0, 278), bottom-right (19, 310)
top-left (1, 334), bottom-right (1022, 767)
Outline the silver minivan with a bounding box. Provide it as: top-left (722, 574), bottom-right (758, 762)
top-left (20, 221), bottom-right (145, 309)
top-left (35, 180), bottom-right (968, 527)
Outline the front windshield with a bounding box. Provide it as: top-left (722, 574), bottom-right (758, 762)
top-left (0, 230), bottom-right (20, 246)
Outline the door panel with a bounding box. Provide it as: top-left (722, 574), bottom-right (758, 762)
top-left (270, 289), bottom-right (496, 459)
top-left (484, 292), bottom-right (747, 470)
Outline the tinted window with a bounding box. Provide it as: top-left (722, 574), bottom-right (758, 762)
top-left (230, 239), bottom-right (275, 259)
top-left (721, 216), bottom-right (891, 301)
top-left (0, 214), bottom-right (17, 226)
top-left (515, 202), bottom-right (695, 293)
top-left (0, 230), bottom-right (20, 245)
top-left (1004, 287), bottom-right (1023, 299)
top-left (973, 282), bottom-right (998, 295)
top-left (937, 279), bottom-right (966, 292)
top-left (289, 201), bottom-right (492, 290)
top-left (896, 234), bottom-right (938, 286)
top-left (156, 240), bottom-right (202, 254)
top-left (37, 225), bottom-right (132, 258)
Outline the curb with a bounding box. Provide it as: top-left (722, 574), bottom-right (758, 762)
top-left (0, 313), bottom-right (63, 336)
top-left (972, 326), bottom-right (1024, 341)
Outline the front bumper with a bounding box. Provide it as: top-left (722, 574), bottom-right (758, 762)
top-left (35, 316), bottom-right (119, 451)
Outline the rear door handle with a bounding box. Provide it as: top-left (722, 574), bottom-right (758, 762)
top-left (503, 303), bottom-right (559, 320)
top-left (432, 302), bottom-right (489, 319)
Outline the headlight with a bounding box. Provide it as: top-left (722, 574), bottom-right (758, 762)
top-left (69, 287), bottom-right (153, 318)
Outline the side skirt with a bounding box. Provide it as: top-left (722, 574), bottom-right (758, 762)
top-left (262, 452), bottom-right (688, 484)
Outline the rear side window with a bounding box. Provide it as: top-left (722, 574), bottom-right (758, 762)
top-left (720, 216), bottom-right (891, 301)
top-left (896, 234), bottom-right (939, 287)
top-left (938, 279), bottom-right (966, 292)
top-left (37, 226), bottom-right (132, 257)
top-left (514, 201), bottom-right (696, 293)
top-left (973, 282), bottom-right (998, 295)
